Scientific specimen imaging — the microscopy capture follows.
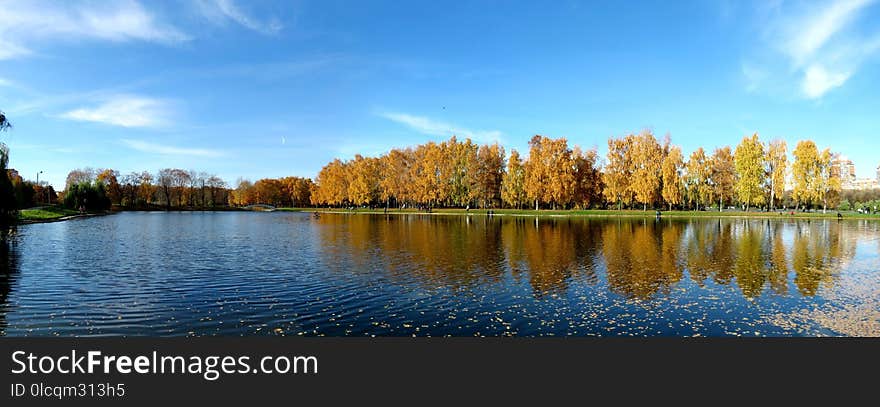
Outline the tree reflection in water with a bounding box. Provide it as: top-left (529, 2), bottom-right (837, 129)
top-left (0, 228), bottom-right (20, 334)
top-left (315, 215), bottom-right (857, 301)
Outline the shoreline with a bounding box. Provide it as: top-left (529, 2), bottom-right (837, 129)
top-left (17, 211), bottom-right (114, 225)
top-left (15, 207), bottom-right (880, 223)
top-left (299, 208), bottom-right (880, 220)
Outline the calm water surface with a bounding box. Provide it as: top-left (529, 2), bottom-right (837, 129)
top-left (1, 212), bottom-right (878, 336)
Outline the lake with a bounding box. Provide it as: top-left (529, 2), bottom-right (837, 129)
top-left (1, 212), bottom-right (878, 336)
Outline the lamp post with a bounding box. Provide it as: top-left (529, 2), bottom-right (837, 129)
top-left (37, 171), bottom-right (44, 205)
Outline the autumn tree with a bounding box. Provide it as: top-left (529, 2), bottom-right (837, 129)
top-left (710, 147), bottom-right (735, 212)
top-left (685, 148), bottom-right (713, 210)
top-left (817, 150), bottom-right (841, 213)
top-left (602, 135), bottom-right (633, 209)
top-left (156, 169), bottom-right (175, 210)
top-left (97, 169), bottom-right (122, 206)
top-left (471, 143), bottom-right (505, 208)
top-left (348, 154), bottom-right (380, 206)
top-left (206, 175), bottom-right (227, 207)
top-left (411, 142), bottom-right (447, 207)
top-left (571, 146), bottom-right (602, 209)
top-left (378, 148), bottom-right (412, 209)
top-left (734, 134), bottom-right (766, 210)
top-left (230, 179), bottom-right (255, 206)
top-left (173, 169), bottom-right (191, 207)
top-left (501, 149), bottom-right (526, 209)
top-left (523, 135), bottom-right (574, 210)
top-left (661, 145), bottom-right (684, 211)
top-left (765, 139), bottom-right (787, 211)
top-left (445, 137), bottom-right (478, 207)
top-left (136, 171), bottom-right (153, 207)
top-left (254, 178), bottom-right (283, 205)
top-left (628, 131), bottom-right (663, 211)
top-left (792, 140), bottom-right (820, 210)
top-left (311, 159), bottom-right (350, 207)
top-left (65, 168), bottom-right (96, 190)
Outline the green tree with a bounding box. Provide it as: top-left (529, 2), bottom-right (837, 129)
top-left (0, 111), bottom-right (16, 223)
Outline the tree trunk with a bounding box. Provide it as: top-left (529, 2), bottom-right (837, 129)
top-left (770, 187), bottom-right (775, 211)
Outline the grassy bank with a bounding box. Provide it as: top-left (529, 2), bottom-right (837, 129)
top-left (18, 206), bottom-right (79, 221)
top-left (282, 207), bottom-right (880, 220)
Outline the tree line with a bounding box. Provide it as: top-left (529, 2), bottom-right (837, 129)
top-left (310, 132), bottom-right (844, 211)
top-left (62, 168), bottom-right (231, 210)
top-left (61, 168), bottom-right (316, 210)
top-left (230, 177), bottom-right (313, 207)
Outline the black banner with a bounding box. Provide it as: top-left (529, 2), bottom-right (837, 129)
top-left (1, 338), bottom-right (877, 405)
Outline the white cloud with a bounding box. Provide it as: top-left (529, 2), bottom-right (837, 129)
top-left (0, 39), bottom-right (32, 60)
top-left (380, 112), bottom-right (504, 144)
top-left (121, 139), bottom-right (224, 158)
top-left (802, 64), bottom-right (851, 99)
top-left (782, 0), bottom-right (874, 65)
top-left (60, 96), bottom-right (173, 128)
top-left (746, 0), bottom-right (879, 99)
top-left (197, 0), bottom-right (283, 35)
top-left (0, 0), bottom-right (188, 60)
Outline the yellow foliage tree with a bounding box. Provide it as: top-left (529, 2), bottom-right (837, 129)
top-left (501, 149), bottom-right (526, 208)
top-left (628, 131), bottom-right (663, 211)
top-left (792, 140), bottom-right (819, 210)
top-left (765, 139), bottom-right (787, 210)
top-left (733, 133), bottom-right (766, 210)
top-left (710, 146), bottom-right (735, 211)
top-left (602, 135), bottom-right (633, 209)
top-left (685, 148), bottom-right (713, 210)
top-left (661, 145), bottom-right (684, 211)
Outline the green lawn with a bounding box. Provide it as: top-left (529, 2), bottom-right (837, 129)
top-left (18, 206), bottom-right (79, 221)
top-left (277, 207), bottom-right (880, 220)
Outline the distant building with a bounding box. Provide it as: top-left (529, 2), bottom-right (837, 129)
top-left (842, 178), bottom-right (880, 191)
top-left (877, 163), bottom-right (880, 182)
top-left (832, 154), bottom-right (857, 186)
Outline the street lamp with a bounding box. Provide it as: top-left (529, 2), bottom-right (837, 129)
top-left (36, 171), bottom-right (44, 205)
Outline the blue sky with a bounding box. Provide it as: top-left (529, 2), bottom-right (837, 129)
top-left (2, 0), bottom-right (880, 188)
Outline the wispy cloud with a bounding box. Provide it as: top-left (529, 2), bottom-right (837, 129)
top-left (121, 139), bottom-right (224, 158)
top-left (780, 0), bottom-right (873, 66)
top-left (0, 0), bottom-right (189, 59)
top-left (802, 65), bottom-right (851, 99)
top-left (60, 95), bottom-right (173, 128)
top-left (379, 112), bottom-right (504, 144)
top-left (745, 0), bottom-right (879, 99)
top-left (196, 0), bottom-right (283, 35)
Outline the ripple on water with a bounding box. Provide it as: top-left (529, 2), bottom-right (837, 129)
top-left (1, 213), bottom-right (878, 336)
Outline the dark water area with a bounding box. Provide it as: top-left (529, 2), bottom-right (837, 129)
top-left (1, 212), bottom-right (878, 336)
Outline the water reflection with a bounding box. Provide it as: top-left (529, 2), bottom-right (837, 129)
top-left (0, 229), bottom-right (20, 334)
top-left (316, 215), bottom-right (858, 301)
top-left (0, 213), bottom-right (874, 336)
top-left (602, 219), bottom-right (684, 299)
